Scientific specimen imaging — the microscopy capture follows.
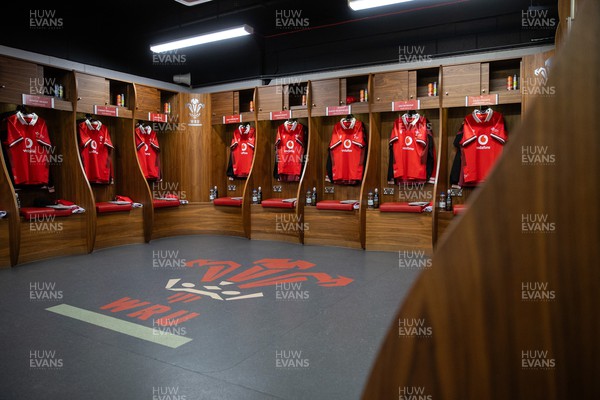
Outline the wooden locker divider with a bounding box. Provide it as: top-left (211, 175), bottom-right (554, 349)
top-left (363, 2), bottom-right (599, 396)
top-left (0, 145), bottom-right (18, 267)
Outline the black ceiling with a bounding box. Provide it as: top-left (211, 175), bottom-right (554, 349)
top-left (1, 0), bottom-right (558, 89)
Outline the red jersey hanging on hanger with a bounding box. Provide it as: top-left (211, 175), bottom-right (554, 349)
top-left (79, 118), bottom-right (114, 184)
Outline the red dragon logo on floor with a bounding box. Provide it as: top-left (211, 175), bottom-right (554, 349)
top-left (165, 258), bottom-right (353, 302)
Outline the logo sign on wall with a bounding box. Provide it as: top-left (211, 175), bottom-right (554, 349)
top-left (186, 98), bottom-right (205, 126)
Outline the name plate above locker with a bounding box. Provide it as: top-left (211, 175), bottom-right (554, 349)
top-left (325, 105), bottom-right (351, 116)
top-left (465, 94), bottom-right (499, 107)
top-left (148, 112), bottom-right (168, 123)
top-left (392, 100), bottom-right (420, 112)
top-left (22, 94), bottom-right (54, 109)
top-left (223, 114), bottom-right (242, 124)
top-left (94, 105), bottom-right (119, 117)
top-left (270, 110), bottom-right (292, 121)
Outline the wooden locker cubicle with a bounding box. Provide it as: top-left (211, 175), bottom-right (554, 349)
top-left (0, 60), bottom-right (94, 264)
top-left (74, 73), bottom-right (149, 250)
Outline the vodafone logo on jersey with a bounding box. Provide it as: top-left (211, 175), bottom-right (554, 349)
top-left (90, 140), bottom-right (98, 150)
top-left (241, 143), bottom-right (248, 153)
top-left (341, 139), bottom-right (353, 153)
top-left (286, 140), bottom-right (294, 150)
top-left (477, 135), bottom-right (491, 149)
top-left (25, 138), bottom-right (34, 149)
top-left (405, 136), bottom-right (413, 146)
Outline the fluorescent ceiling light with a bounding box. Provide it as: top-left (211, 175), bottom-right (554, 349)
top-left (348, 0), bottom-right (414, 11)
top-left (173, 0), bottom-right (213, 6)
top-left (150, 25), bottom-right (253, 53)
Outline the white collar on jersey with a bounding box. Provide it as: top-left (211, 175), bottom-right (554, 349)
top-left (16, 111), bottom-right (39, 126)
top-left (238, 124), bottom-right (251, 134)
top-left (85, 119), bottom-right (103, 131)
top-left (472, 108), bottom-right (494, 123)
top-left (284, 120), bottom-right (297, 132)
top-left (141, 125), bottom-right (152, 135)
top-left (401, 112), bottom-right (420, 127)
top-left (340, 117), bottom-right (356, 130)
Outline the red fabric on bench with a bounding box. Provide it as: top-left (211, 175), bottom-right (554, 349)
top-left (153, 199), bottom-right (180, 209)
top-left (213, 197), bottom-right (243, 207)
top-left (96, 202), bottom-right (133, 213)
top-left (20, 207), bottom-right (73, 220)
top-left (316, 200), bottom-right (356, 211)
top-left (261, 198), bottom-right (296, 209)
top-left (453, 204), bottom-right (467, 215)
top-left (379, 202), bottom-right (426, 213)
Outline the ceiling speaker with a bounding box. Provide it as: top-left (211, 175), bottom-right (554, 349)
top-left (173, 73), bottom-right (191, 86)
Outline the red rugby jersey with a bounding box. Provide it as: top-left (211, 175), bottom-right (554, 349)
top-left (79, 119), bottom-right (114, 184)
top-left (460, 108), bottom-right (507, 185)
top-left (3, 112), bottom-right (52, 185)
top-left (135, 124), bottom-right (161, 180)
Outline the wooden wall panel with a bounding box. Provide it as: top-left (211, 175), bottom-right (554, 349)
top-left (157, 93), bottom-right (209, 203)
top-left (133, 84), bottom-right (160, 116)
top-left (303, 208), bottom-right (361, 249)
top-left (366, 211), bottom-right (433, 252)
top-left (0, 56), bottom-right (42, 104)
top-left (19, 215), bottom-right (87, 264)
top-left (0, 220), bottom-right (9, 268)
top-left (363, 2), bottom-right (600, 398)
top-left (250, 206), bottom-right (301, 244)
top-left (75, 72), bottom-right (109, 114)
top-left (0, 131), bottom-right (18, 266)
top-left (94, 209), bottom-right (144, 249)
